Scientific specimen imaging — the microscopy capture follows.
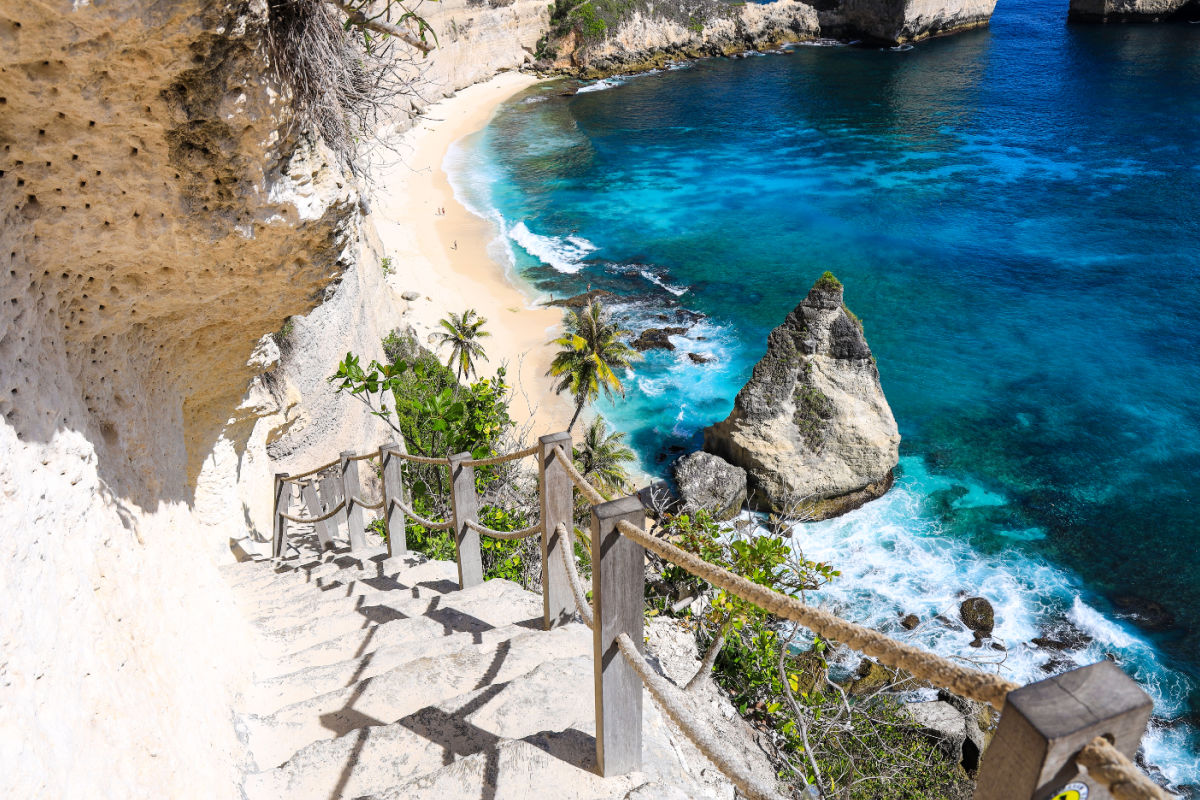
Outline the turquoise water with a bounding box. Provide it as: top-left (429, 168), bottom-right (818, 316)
top-left (447, 1), bottom-right (1200, 788)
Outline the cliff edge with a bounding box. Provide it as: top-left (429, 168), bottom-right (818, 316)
top-left (704, 273), bottom-right (899, 519)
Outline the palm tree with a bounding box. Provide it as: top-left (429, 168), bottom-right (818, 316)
top-left (547, 300), bottom-right (640, 431)
top-left (574, 416), bottom-right (635, 496)
top-left (436, 309), bottom-right (490, 382)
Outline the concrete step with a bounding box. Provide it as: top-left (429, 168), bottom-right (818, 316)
top-left (242, 656), bottom-right (594, 800)
top-left (245, 560), bottom-right (461, 629)
top-left (252, 579), bottom-right (544, 679)
top-left (241, 623), bottom-right (592, 768)
top-left (256, 575), bottom-right (537, 658)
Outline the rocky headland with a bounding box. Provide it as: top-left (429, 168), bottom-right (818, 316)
top-left (703, 272), bottom-right (900, 519)
top-left (814, 0), bottom-right (997, 44)
top-left (1068, 0), bottom-right (1199, 20)
top-left (537, 0), bottom-right (999, 76)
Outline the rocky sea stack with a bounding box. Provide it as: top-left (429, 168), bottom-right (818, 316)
top-left (704, 272), bottom-right (900, 519)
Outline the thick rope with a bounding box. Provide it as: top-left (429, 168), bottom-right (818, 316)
top-left (553, 445), bottom-right (607, 505)
top-left (616, 633), bottom-right (783, 800)
top-left (395, 500), bottom-right (454, 530)
top-left (347, 452), bottom-right (379, 462)
top-left (280, 458), bottom-right (340, 483)
top-left (556, 523), bottom-right (593, 628)
top-left (464, 519), bottom-right (543, 540)
top-left (391, 451), bottom-right (452, 465)
top-left (614, 519), bottom-right (1019, 710)
top-left (350, 495), bottom-right (385, 511)
top-left (1076, 737), bottom-right (1173, 800)
top-left (459, 444), bottom-right (540, 467)
top-left (278, 500), bottom-right (345, 524)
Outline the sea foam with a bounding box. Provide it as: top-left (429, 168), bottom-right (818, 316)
top-left (508, 222), bottom-right (598, 274)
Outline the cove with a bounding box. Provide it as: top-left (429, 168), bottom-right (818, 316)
top-left (448, 0), bottom-right (1200, 789)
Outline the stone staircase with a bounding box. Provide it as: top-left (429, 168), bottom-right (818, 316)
top-left (221, 546), bottom-right (743, 800)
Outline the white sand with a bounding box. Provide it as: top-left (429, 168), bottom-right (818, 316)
top-left (368, 72), bottom-right (576, 437)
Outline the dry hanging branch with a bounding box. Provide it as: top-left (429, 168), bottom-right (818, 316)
top-left (267, 0), bottom-right (437, 162)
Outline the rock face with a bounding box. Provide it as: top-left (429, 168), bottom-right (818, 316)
top-left (672, 451), bottom-right (749, 521)
top-left (546, 0), bottom-right (821, 77)
top-left (703, 273), bottom-right (899, 518)
top-left (900, 699), bottom-right (987, 772)
top-left (817, 0), bottom-right (997, 44)
top-left (1068, 0), bottom-right (1197, 21)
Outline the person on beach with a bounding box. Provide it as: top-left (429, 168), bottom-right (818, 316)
top-left (451, 240), bottom-right (457, 251)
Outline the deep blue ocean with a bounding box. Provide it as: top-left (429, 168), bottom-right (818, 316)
top-left (446, 0), bottom-right (1200, 788)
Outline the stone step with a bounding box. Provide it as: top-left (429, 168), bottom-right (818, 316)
top-left (256, 575), bottom-right (536, 658)
top-left (242, 656), bottom-right (594, 800)
top-left (360, 733), bottom-right (722, 800)
top-left (227, 547), bottom-right (394, 591)
top-left (245, 560), bottom-right (460, 628)
top-left (246, 617), bottom-right (550, 715)
top-left (252, 579), bottom-right (544, 679)
top-left (241, 623), bottom-right (592, 769)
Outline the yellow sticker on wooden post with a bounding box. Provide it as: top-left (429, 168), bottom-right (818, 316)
top-left (1051, 782), bottom-right (1089, 800)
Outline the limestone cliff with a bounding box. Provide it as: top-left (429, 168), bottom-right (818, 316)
top-left (704, 273), bottom-right (899, 519)
top-left (1068, 0), bottom-right (1198, 21)
top-left (0, 1), bottom-right (388, 796)
top-left (540, 0), bottom-right (997, 73)
top-left (815, 0), bottom-right (997, 44)
top-left (542, 0), bottom-right (820, 77)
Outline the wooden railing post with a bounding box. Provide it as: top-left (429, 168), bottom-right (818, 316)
top-left (318, 473), bottom-right (340, 543)
top-left (974, 660), bottom-right (1153, 800)
top-left (340, 451), bottom-right (367, 552)
top-left (449, 451), bottom-right (483, 589)
top-left (300, 480), bottom-right (334, 551)
top-left (380, 441), bottom-right (408, 558)
top-left (591, 495), bottom-right (645, 777)
top-left (272, 472), bottom-right (289, 559)
top-left (539, 431), bottom-right (574, 630)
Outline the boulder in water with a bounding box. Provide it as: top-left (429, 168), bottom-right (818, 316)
top-left (633, 327), bottom-right (687, 351)
top-left (672, 452), bottom-right (748, 522)
top-left (959, 597), bottom-right (995, 637)
top-left (703, 272), bottom-right (900, 519)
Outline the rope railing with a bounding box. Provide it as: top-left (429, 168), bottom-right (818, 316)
top-left (614, 518), bottom-right (1018, 710)
top-left (388, 451), bottom-right (452, 465)
top-left (280, 457), bottom-right (341, 483)
top-left (464, 518), bottom-right (543, 540)
top-left (616, 632), bottom-right (783, 800)
top-left (394, 499), bottom-right (454, 530)
top-left (459, 443), bottom-right (539, 467)
top-left (350, 495), bottom-right (385, 511)
top-left (1077, 737), bottom-right (1172, 800)
top-left (556, 523), bottom-right (593, 629)
top-left (278, 499), bottom-right (345, 525)
top-left (266, 431), bottom-right (1169, 800)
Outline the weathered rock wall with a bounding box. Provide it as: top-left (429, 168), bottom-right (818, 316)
top-left (547, 0), bottom-right (821, 76)
top-left (1068, 0), bottom-right (1197, 21)
top-left (820, 0), bottom-right (996, 43)
top-left (0, 1), bottom-right (379, 795)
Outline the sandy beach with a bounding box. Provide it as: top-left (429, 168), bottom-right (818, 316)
top-left (367, 72), bottom-right (576, 438)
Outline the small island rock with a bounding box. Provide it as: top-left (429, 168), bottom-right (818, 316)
top-left (960, 596), bottom-right (995, 639)
top-left (633, 327), bottom-right (687, 352)
top-left (672, 452), bottom-right (748, 522)
top-left (703, 272), bottom-right (900, 519)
